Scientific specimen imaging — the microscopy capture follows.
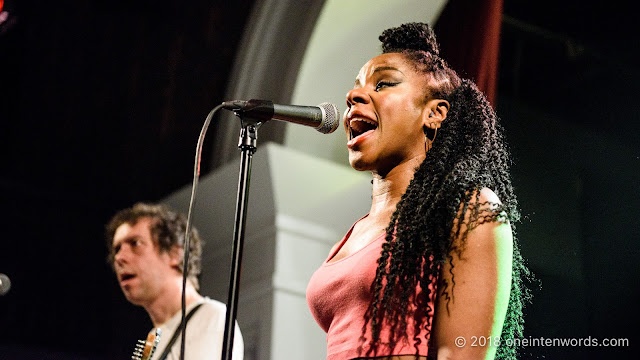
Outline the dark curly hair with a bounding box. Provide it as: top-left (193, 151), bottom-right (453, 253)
top-left (105, 202), bottom-right (203, 290)
top-left (362, 23), bottom-right (531, 359)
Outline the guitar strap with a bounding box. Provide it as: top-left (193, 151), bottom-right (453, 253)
top-left (156, 303), bottom-right (204, 360)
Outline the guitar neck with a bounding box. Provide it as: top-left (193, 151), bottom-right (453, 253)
top-left (131, 327), bottom-right (162, 360)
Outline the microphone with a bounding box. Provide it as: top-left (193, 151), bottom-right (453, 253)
top-left (0, 273), bottom-right (10, 296)
top-left (222, 99), bottom-right (339, 134)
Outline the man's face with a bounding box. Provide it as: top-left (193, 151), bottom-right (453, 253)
top-left (112, 217), bottom-right (177, 306)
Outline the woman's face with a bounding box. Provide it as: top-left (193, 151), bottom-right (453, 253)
top-left (344, 53), bottom-right (430, 174)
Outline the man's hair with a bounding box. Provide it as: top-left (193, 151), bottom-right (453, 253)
top-left (105, 202), bottom-right (203, 289)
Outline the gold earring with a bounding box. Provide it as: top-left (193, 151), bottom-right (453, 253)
top-left (424, 133), bottom-right (430, 154)
top-left (424, 128), bottom-right (438, 154)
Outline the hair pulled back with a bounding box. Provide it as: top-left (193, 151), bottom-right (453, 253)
top-left (363, 23), bottom-right (530, 360)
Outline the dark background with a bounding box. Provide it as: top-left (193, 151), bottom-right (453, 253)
top-left (0, 0), bottom-right (255, 358)
top-left (1, 0), bottom-right (638, 359)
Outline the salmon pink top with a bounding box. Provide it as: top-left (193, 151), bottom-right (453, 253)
top-left (306, 218), bottom-right (437, 359)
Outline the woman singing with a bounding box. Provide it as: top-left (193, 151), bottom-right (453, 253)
top-left (306, 23), bottom-right (529, 360)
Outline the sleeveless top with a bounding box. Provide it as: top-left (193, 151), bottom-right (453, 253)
top-left (306, 218), bottom-right (437, 360)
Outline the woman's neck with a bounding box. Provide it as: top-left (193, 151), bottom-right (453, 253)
top-left (369, 156), bottom-right (422, 219)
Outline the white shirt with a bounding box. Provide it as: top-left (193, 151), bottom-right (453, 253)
top-left (151, 297), bottom-right (244, 360)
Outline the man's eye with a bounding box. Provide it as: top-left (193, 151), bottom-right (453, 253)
top-left (375, 81), bottom-right (397, 91)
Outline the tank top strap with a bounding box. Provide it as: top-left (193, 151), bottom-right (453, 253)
top-left (326, 213), bottom-right (369, 262)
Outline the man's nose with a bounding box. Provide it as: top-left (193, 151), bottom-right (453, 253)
top-left (113, 248), bottom-right (128, 265)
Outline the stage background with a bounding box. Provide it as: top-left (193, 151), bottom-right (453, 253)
top-left (0, 0), bottom-right (638, 359)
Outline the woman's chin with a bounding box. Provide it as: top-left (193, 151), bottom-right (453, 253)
top-left (348, 154), bottom-right (374, 172)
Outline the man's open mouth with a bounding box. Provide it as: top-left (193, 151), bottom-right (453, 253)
top-left (120, 273), bottom-right (135, 282)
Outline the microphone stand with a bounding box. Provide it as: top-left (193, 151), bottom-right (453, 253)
top-left (220, 116), bottom-right (261, 360)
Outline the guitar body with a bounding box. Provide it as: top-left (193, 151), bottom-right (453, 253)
top-left (132, 328), bottom-right (162, 360)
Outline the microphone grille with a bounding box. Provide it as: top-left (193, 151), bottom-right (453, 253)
top-left (316, 102), bottom-right (340, 134)
top-left (0, 273), bottom-right (11, 296)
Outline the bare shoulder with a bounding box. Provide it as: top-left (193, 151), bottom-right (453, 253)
top-left (465, 187), bottom-right (512, 247)
top-left (453, 187), bottom-right (510, 245)
top-left (477, 187), bottom-right (501, 204)
top-left (466, 187), bottom-right (503, 213)
top-left (433, 188), bottom-right (514, 359)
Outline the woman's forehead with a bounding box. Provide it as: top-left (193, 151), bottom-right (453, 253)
top-left (360, 53), bottom-right (407, 73)
top-left (355, 53), bottom-right (411, 83)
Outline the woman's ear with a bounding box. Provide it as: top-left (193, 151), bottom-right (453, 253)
top-left (423, 99), bottom-right (449, 130)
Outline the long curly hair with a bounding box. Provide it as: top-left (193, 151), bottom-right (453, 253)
top-left (363, 23), bottom-right (530, 359)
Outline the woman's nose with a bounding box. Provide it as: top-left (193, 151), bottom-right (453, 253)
top-left (346, 87), bottom-right (369, 107)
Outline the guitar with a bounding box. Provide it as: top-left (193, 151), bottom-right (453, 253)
top-left (131, 328), bottom-right (162, 360)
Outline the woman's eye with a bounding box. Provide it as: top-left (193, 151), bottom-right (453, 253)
top-left (375, 81), bottom-right (396, 91)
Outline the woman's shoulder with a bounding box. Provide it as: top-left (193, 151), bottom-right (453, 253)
top-left (474, 187), bottom-right (502, 205)
top-left (455, 187), bottom-right (503, 219)
top-left (452, 187), bottom-right (512, 245)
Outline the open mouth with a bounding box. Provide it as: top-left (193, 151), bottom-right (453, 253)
top-left (349, 118), bottom-right (378, 139)
top-left (120, 273), bottom-right (136, 283)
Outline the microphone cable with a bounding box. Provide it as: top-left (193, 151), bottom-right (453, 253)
top-left (178, 104), bottom-right (223, 360)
